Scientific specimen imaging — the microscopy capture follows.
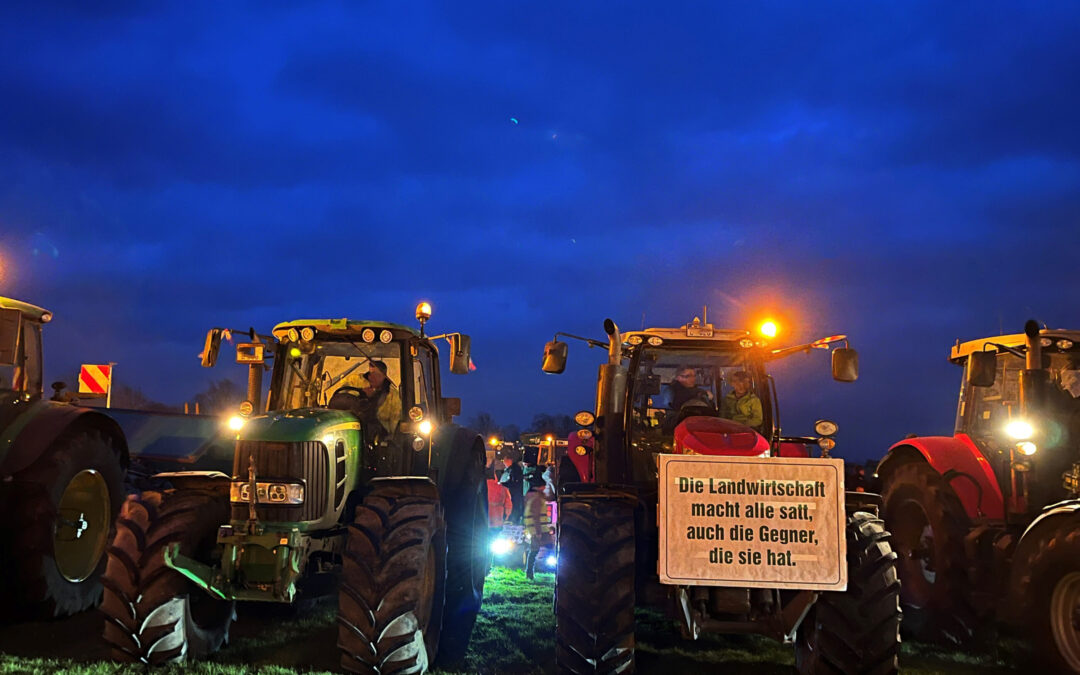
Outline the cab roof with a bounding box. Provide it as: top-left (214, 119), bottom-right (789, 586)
top-left (272, 318), bottom-right (419, 340)
top-left (623, 320), bottom-right (754, 345)
top-left (951, 328), bottom-right (1080, 361)
top-left (0, 296), bottom-right (52, 323)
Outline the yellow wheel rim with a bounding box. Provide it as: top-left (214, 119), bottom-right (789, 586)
top-left (54, 469), bottom-right (111, 582)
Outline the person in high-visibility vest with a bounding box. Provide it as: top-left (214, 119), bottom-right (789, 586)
top-left (522, 463), bottom-right (551, 579)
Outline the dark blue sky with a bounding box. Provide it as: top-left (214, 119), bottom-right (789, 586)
top-left (2, 1), bottom-right (1078, 460)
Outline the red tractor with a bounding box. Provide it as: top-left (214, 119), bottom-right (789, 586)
top-left (543, 317), bottom-right (901, 674)
top-left (878, 321), bottom-right (1080, 671)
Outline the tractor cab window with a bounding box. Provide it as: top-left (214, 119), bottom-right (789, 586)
top-left (0, 318), bottom-right (31, 395)
top-left (630, 347), bottom-right (763, 453)
top-left (22, 321), bottom-right (42, 398)
top-left (277, 339), bottom-right (403, 417)
top-left (411, 343), bottom-right (437, 414)
top-left (960, 352), bottom-right (1024, 440)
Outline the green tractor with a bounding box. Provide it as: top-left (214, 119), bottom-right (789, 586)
top-left (100, 303), bottom-right (489, 673)
top-left (0, 297), bottom-right (128, 617)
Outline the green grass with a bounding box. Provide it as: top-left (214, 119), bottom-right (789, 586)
top-left (0, 567), bottom-right (1022, 673)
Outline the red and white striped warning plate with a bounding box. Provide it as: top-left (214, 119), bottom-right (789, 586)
top-left (78, 364), bottom-right (112, 395)
top-left (810, 334), bottom-right (847, 349)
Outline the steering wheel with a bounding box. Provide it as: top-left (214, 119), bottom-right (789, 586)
top-left (328, 386), bottom-right (374, 415)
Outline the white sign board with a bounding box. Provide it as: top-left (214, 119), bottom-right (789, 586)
top-left (658, 454), bottom-right (847, 591)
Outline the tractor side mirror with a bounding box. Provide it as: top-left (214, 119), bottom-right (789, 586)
top-left (966, 351), bottom-right (997, 388)
top-left (443, 397), bottom-right (461, 417)
top-left (201, 328), bottom-right (223, 368)
top-left (449, 334), bottom-right (471, 375)
top-left (235, 342), bottom-right (266, 364)
top-left (0, 309), bottom-right (20, 366)
top-left (542, 340), bottom-right (568, 374)
top-left (832, 348), bottom-right (859, 382)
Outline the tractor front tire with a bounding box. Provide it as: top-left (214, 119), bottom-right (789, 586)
top-left (99, 489), bottom-right (233, 664)
top-left (438, 436), bottom-right (489, 666)
top-left (881, 460), bottom-right (974, 644)
top-left (1, 429), bottom-right (124, 618)
top-left (1018, 518), bottom-right (1080, 672)
top-left (555, 494), bottom-right (636, 674)
top-left (796, 512), bottom-right (901, 675)
top-left (338, 482), bottom-right (447, 674)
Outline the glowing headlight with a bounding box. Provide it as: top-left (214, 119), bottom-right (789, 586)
top-left (1059, 339), bottom-right (1075, 350)
top-left (380, 330), bottom-right (393, 344)
top-left (300, 327), bottom-right (315, 341)
top-left (647, 336), bottom-right (664, 346)
top-left (574, 410), bottom-right (596, 426)
top-left (1005, 420), bottom-right (1034, 440)
top-left (1017, 441), bottom-right (1038, 456)
top-left (287, 328), bottom-right (299, 342)
top-left (627, 335), bottom-right (643, 345)
top-left (230, 481), bottom-right (305, 505)
top-left (361, 328), bottom-right (375, 343)
top-left (490, 537), bottom-right (513, 556)
top-left (575, 445), bottom-right (588, 456)
top-left (545, 554), bottom-right (557, 567)
top-left (227, 415), bottom-right (246, 431)
top-left (419, 420), bottom-right (433, 435)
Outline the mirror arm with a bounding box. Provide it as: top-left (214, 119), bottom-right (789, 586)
top-left (984, 342), bottom-right (1025, 359)
top-left (554, 332), bottom-right (608, 349)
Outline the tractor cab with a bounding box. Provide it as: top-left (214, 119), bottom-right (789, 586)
top-left (543, 316), bottom-right (858, 489)
top-left (0, 296), bottom-right (49, 406)
top-left (951, 326), bottom-right (1080, 511)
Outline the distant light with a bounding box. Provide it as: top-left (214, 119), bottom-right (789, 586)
top-left (759, 321), bottom-right (778, 338)
top-left (227, 416), bottom-right (246, 431)
top-left (545, 554), bottom-right (557, 567)
top-left (489, 436), bottom-right (500, 447)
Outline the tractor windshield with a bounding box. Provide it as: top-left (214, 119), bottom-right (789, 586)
top-left (276, 339), bottom-right (404, 411)
top-left (960, 349), bottom-right (1080, 448)
top-left (630, 346), bottom-right (766, 453)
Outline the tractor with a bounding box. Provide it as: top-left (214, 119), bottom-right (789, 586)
top-left (99, 303), bottom-right (489, 673)
top-left (877, 320), bottom-right (1080, 671)
top-left (0, 296), bottom-right (233, 618)
top-left (541, 317), bottom-right (902, 674)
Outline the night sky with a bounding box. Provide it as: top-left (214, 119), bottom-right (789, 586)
top-left (2, 2), bottom-right (1078, 461)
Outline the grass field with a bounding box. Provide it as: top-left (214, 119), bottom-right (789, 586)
top-left (0, 567), bottom-right (1021, 674)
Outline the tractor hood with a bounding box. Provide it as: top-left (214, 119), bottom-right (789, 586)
top-left (673, 416), bottom-right (770, 456)
top-left (237, 407), bottom-right (363, 444)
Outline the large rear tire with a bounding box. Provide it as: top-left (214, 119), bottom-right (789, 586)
top-left (99, 489), bottom-right (233, 664)
top-left (881, 460), bottom-right (974, 644)
top-left (438, 436), bottom-right (489, 666)
top-left (0, 430), bottom-right (124, 618)
top-left (338, 481), bottom-right (447, 674)
top-left (1018, 517), bottom-right (1080, 673)
top-left (555, 493), bottom-right (636, 674)
top-left (796, 512), bottom-right (902, 675)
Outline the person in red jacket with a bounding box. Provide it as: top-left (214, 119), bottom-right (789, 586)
top-left (487, 471), bottom-right (513, 529)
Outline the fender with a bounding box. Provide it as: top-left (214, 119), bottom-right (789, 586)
top-left (878, 434), bottom-right (1003, 521)
top-left (1003, 500), bottom-right (1080, 624)
top-left (428, 424), bottom-right (484, 493)
top-left (0, 401), bottom-right (128, 478)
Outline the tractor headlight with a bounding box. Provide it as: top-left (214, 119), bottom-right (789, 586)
top-left (814, 419), bottom-right (839, 437)
top-left (1005, 420), bottom-right (1035, 440)
top-left (545, 554), bottom-right (558, 567)
top-left (230, 481), bottom-right (305, 505)
top-left (1017, 441), bottom-right (1038, 456)
top-left (419, 420), bottom-right (433, 435)
top-left (227, 415), bottom-right (246, 431)
top-left (490, 537), bottom-right (513, 556)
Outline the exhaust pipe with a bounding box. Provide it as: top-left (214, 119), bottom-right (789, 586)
top-left (1020, 319), bottom-right (1047, 417)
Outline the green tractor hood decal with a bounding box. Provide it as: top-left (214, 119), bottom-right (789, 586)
top-left (237, 408), bottom-right (364, 444)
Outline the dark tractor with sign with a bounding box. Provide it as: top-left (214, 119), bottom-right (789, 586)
top-left (877, 321), bottom-right (1080, 671)
top-left (542, 317), bottom-right (901, 674)
top-left (100, 303), bottom-right (489, 673)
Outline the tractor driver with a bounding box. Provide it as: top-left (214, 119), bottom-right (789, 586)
top-left (721, 371), bottom-right (763, 431)
top-left (360, 360), bottom-right (401, 437)
top-left (668, 367), bottom-right (712, 410)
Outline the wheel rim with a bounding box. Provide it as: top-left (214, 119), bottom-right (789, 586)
top-left (1050, 572), bottom-right (1080, 669)
top-left (891, 497), bottom-right (936, 607)
top-left (53, 469), bottom-right (111, 582)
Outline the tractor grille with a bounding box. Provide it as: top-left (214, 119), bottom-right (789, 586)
top-left (231, 440), bottom-right (329, 523)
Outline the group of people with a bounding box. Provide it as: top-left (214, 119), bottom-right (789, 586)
top-left (487, 453), bottom-right (554, 579)
top-left (667, 367), bottom-right (764, 430)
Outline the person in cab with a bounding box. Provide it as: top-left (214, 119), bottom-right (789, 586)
top-left (720, 371), bottom-right (763, 431)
